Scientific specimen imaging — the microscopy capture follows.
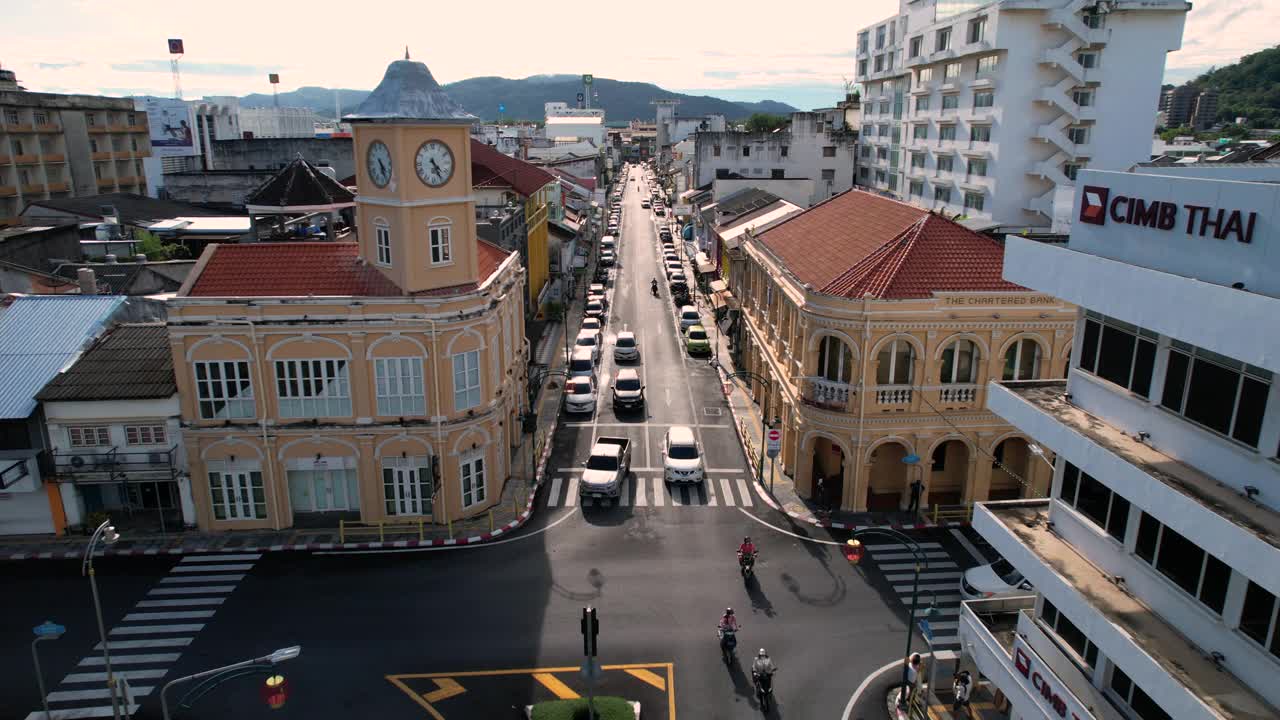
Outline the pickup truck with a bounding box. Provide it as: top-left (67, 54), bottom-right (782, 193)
top-left (580, 437), bottom-right (631, 499)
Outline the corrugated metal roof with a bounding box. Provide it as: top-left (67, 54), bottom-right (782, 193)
top-left (0, 295), bottom-right (125, 419)
top-left (37, 324), bottom-right (176, 402)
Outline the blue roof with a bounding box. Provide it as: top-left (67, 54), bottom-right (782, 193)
top-left (0, 295), bottom-right (125, 419)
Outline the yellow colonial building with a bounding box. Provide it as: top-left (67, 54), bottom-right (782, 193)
top-left (731, 190), bottom-right (1074, 512)
top-left (168, 58), bottom-right (527, 531)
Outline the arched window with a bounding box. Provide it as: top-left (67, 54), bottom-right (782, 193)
top-left (817, 336), bottom-right (854, 383)
top-left (374, 218), bottom-right (392, 267)
top-left (940, 339), bottom-right (979, 384)
top-left (876, 338), bottom-right (914, 385)
top-left (428, 218), bottom-right (453, 265)
top-left (1003, 338), bottom-right (1042, 380)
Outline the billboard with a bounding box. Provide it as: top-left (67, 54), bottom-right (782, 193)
top-left (143, 97), bottom-right (198, 157)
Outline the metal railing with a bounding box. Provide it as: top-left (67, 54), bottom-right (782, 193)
top-left (800, 377), bottom-right (855, 412)
top-left (53, 446), bottom-right (179, 481)
top-left (339, 518), bottom-right (426, 543)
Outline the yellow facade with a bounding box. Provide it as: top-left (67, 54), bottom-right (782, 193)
top-left (733, 240), bottom-right (1075, 512)
top-left (525, 192), bottom-right (550, 309)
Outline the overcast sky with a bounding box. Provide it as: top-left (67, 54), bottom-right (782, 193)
top-left (3, 0), bottom-right (1275, 112)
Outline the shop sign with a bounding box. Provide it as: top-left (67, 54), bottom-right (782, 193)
top-left (1012, 636), bottom-right (1094, 720)
top-left (1079, 185), bottom-right (1258, 244)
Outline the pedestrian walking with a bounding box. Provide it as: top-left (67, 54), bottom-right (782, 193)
top-left (952, 670), bottom-right (972, 718)
top-left (815, 475), bottom-right (827, 512)
top-left (907, 477), bottom-right (925, 514)
top-left (899, 653), bottom-right (922, 707)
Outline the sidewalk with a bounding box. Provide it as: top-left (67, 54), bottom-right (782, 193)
top-left (688, 270), bottom-right (968, 534)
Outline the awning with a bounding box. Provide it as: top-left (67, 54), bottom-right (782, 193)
top-left (695, 252), bottom-right (715, 274)
top-left (714, 290), bottom-right (739, 310)
top-left (709, 279), bottom-right (729, 293)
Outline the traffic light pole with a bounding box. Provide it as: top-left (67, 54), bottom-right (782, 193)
top-left (581, 606), bottom-right (599, 720)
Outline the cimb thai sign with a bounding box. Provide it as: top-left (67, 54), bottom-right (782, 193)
top-left (1012, 636), bottom-right (1094, 720)
top-left (1080, 185), bottom-right (1258, 244)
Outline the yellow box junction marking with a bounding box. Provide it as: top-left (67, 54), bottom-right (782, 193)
top-left (424, 678), bottom-right (465, 703)
top-left (533, 672), bottom-right (581, 700)
top-left (624, 668), bottom-right (667, 691)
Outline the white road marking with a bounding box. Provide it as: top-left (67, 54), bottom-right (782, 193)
top-left (158, 574), bottom-right (244, 584)
top-left (169, 563), bottom-right (254, 573)
top-left (180, 553), bottom-right (261, 563)
top-left (891, 583), bottom-right (962, 593)
top-left (736, 478), bottom-right (754, 507)
top-left (707, 468), bottom-right (745, 473)
top-left (672, 484), bottom-right (687, 506)
top-left (95, 638), bottom-right (192, 650)
top-left (619, 477), bottom-right (631, 506)
top-left (136, 598), bottom-right (225, 608)
top-left (719, 478), bottom-right (736, 507)
top-left (122, 610), bottom-right (215, 622)
top-left (737, 507), bottom-right (841, 545)
top-left (914, 605), bottom-right (961, 617)
top-left (652, 477), bottom-right (666, 506)
top-left (149, 586), bottom-right (235, 596)
top-left (110, 623), bottom-right (204, 635)
top-left (871, 551), bottom-right (952, 561)
top-left (634, 476), bottom-right (648, 506)
top-left (23, 704), bottom-right (141, 720)
top-left (565, 477), bottom-right (579, 507)
top-left (925, 621), bottom-right (959, 631)
top-left (880, 561), bottom-right (958, 572)
top-left (704, 479), bottom-right (718, 506)
top-left (62, 669), bottom-right (167, 684)
top-left (547, 477), bottom-right (563, 507)
top-left (80, 653), bottom-right (180, 666)
top-left (47, 687), bottom-right (153, 702)
top-left (885, 571), bottom-right (962, 582)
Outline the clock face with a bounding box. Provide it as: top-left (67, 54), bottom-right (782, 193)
top-left (366, 140), bottom-right (392, 188)
top-left (415, 140), bottom-right (455, 188)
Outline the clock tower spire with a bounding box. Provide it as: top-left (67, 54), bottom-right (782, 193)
top-left (345, 56), bottom-right (479, 295)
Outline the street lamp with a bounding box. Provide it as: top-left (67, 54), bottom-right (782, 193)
top-left (83, 520), bottom-right (121, 720)
top-left (1027, 443), bottom-right (1055, 470)
top-left (31, 620), bottom-right (65, 720)
top-left (160, 645), bottom-right (301, 720)
top-left (845, 528), bottom-right (932, 708)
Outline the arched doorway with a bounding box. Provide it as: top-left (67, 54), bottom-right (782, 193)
top-left (928, 440), bottom-right (970, 506)
top-left (990, 437), bottom-right (1031, 500)
top-left (809, 436), bottom-right (846, 509)
top-left (866, 441), bottom-right (911, 511)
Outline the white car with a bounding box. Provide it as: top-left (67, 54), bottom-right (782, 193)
top-left (662, 426), bottom-right (704, 483)
top-left (611, 368), bottom-right (645, 411)
top-left (613, 331), bottom-right (640, 362)
top-left (584, 299), bottom-right (605, 321)
top-left (581, 317), bottom-right (603, 334)
top-left (665, 261), bottom-right (682, 278)
top-left (575, 328), bottom-right (601, 363)
top-left (959, 558), bottom-right (1034, 600)
top-left (668, 270), bottom-right (687, 286)
top-left (588, 283), bottom-right (607, 296)
top-left (564, 376), bottom-right (597, 414)
top-left (678, 305), bottom-right (701, 330)
top-left (600, 250), bottom-right (616, 266)
top-left (568, 347), bottom-right (595, 382)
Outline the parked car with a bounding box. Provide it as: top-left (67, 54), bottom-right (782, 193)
top-left (959, 559), bottom-right (1034, 601)
top-left (671, 288), bottom-right (691, 309)
top-left (641, 200), bottom-right (651, 209)
top-left (564, 376), bottom-right (598, 414)
top-left (601, 237), bottom-right (617, 253)
top-left (684, 325), bottom-right (711, 355)
top-left (611, 368), bottom-right (645, 411)
top-left (655, 208), bottom-right (666, 217)
top-left (678, 305), bottom-right (701, 330)
top-left (663, 251), bottom-right (679, 264)
top-left (659, 229), bottom-right (672, 241)
top-left (568, 347), bottom-right (595, 382)
top-left (584, 299), bottom-right (605, 321)
top-left (662, 426), bottom-right (704, 483)
top-left (575, 328), bottom-right (602, 363)
top-left (665, 261), bottom-right (682, 278)
top-left (600, 249), bottom-right (616, 266)
top-left (581, 317), bottom-right (603, 334)
top-left (614, 331), bottom-right (640, 362)
top-left (669, 280), bottom-right (689, 296)
top-left (668, 270), bottom-right (687, 286)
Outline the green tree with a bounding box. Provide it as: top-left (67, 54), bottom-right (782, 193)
top-left (1159, 125), bottom-right (1195, 142)
top-left (744, 113), bottom-right (789, 133)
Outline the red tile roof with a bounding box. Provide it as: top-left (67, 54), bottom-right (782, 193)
top-left (758, 189), bottom-right (1025, 299)
top-left (186, 243), bottom-right (403, 297)
top-left (470, 140), bottom-right (557, 198)
top-left (410, 239), bottom-right (513, 296)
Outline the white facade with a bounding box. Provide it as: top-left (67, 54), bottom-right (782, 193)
top-left (855, 0), bottom-right (1188, 230)
top-left (964, 168), bottom-right (1280, 720)
top-left (238, 106), bottom-right (319, 139)
top-left (543, 102), bottom-right (606, 145)
top-left (692, 109), bottom-right (856, 207)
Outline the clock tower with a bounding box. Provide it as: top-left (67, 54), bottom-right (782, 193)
top-left (347, 55), bottom-right (479, 293)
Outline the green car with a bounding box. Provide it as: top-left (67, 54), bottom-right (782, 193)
top-left (684, 324), bottom-right (711, 355)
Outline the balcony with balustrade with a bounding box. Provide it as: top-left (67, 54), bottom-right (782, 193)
top-left (800, 378), bottom-right (856, 413)
top-left (874, 385), bottom-right (913, 407)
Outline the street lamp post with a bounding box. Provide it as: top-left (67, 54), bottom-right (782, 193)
top-left (724, 371), bottom-right (772, 489)
top-left (82, 520), bottom-right (122, 720)
top-left (160, 645), bottom-right (301, 720)
top-left (31, 621), bottom-right (65, 720)
top-left (845, 528), bottom-right (935, 708)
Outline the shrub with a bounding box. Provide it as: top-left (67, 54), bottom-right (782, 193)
top-left (530, 696), bottom-right (635, 720)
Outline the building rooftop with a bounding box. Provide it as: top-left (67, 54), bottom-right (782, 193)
top-left (244, 157), bottom-right (356, 213)
top-left (1000, 380), bottom-right (1280, 549)
top-left (36, 324), bottom-right (175, 402)
top-left (758, 189), bottom-right (1024, 299)
top-left (471, 140), bottom-right (558, 198)
top-left (0, 295), bottom-right (125, 419)
top-left (986, 502), bottom-right (1277, 720)
top-left (345, 58), bottom-right (475, 122)
top-left (51, 260), bottom-right (196, 295)
top-left (23, 193), bottom-right (227, 227)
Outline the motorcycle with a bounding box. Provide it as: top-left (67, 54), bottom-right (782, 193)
top-left (738, 550), bottom-right (757, 579)
top-left (753, 669), bottom-right (775, 712)
top-left (717, 626), bottom-right (738, 664)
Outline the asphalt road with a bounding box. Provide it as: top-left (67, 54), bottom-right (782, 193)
top-left (1, 166), bottom-right (957, 720)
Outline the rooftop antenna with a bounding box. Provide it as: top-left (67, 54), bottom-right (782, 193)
top-left (167, 38), bottom-right (185, 99)
top-left (269, 73), bottom-right (280, 108)
top-left (405, 46), bottom-right (410, 61)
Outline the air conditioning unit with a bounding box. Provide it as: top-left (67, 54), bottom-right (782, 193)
top-left (148, 452), bottom-right (166, 465)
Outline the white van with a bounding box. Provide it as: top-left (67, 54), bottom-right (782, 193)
top-left (662, 426), bottom-right (704, 483)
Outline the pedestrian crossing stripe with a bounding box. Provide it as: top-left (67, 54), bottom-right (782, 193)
top-left (863, 542), bottom-right (967, 651)
top-left (543, 475), bottom-right (758, 508)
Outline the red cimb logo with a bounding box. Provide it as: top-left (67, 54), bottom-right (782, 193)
top-left (1079, 186), bottom-right (1110, 225)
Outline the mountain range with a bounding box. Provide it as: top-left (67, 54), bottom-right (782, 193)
top-left (239, 74), bottom-right (799, 122)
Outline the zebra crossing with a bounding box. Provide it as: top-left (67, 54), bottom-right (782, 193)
top-left (863, 541), bottom-right (964, 652)
top-left (542, 475), bottom-right (760, 509)
top-left (26, 553), bottom-right (260, 720)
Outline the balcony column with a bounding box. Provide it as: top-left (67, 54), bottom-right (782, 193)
top-left (908, 355), bottom-right (927, 413)
top-left (176, 475), bottom-right (197, 528)
top-left (356, 434), bottom-right (380, 523)
top-left (350, 332), bottom-right (373, 422)
top-left (970, 440), bottom-right (994, 503)
top-left (961, 454), bottom-right (980, 505)
top-left (851, 453), bottom-right (872, 512)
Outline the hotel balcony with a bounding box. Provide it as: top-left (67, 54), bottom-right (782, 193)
top-left (46, 181), bottom-right (68, 192)
top-left (91, 151), bottom-right (113, 161)
top-left (975, 500), bottom-right (1278, 720)
top-left (87, 125), bottom-right (109, 134)
top-left (20, 183), bottom-right (45, 195)
top-left (874, 384), bottom-right (912, 407)
top-left (936, 383), bottom-right (980, 407)
top-left (959, 595), bottom-right (1128, 720)
top-left (2, 123), bottom-right (36, 133)
top-left (41, 153), bottom-right (66, 163)
top-left (12, 154), bottom-right (39, 165)
top-left (0, 185), bottom-right (16, 197)
top-left (35, 123), bottom-right (62, 133)
top-left (96, 178), bottom-right (116, 189)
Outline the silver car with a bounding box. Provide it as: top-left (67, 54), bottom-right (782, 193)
top-left (613, 331), bottom-right (640, 362)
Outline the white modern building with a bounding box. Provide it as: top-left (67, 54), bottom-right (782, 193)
top-left (238, 106), bottom-right (319, 139)
top-left (691, 108), bottom-right (857, 207)
top-left (544, 102), bottom-right (605, 146)
top-left (854, 0), bottom-right (1189, 230)
top-left (959, 167), bottom-right (1280, 720)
